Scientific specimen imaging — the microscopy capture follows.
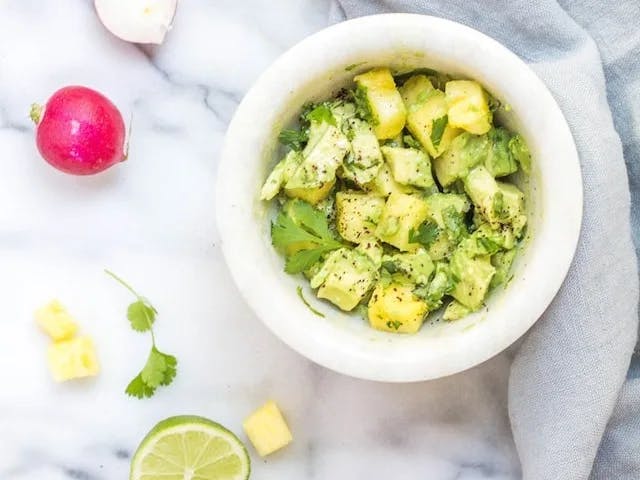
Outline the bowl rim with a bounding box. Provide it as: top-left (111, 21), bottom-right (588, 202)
top-left (216, 13), bottom-right (583, 382)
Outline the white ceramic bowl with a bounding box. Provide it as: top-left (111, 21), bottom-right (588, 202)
top-left (216, 14), bottom-right (582, 382)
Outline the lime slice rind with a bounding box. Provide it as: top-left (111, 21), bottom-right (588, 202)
top-left (130, 416), bottom-right (250, 480)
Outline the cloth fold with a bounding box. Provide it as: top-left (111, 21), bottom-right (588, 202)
top-left (333, 2), bottom-right (640, 478)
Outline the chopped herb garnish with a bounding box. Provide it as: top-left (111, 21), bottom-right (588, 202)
top-left (430, 115), bottom-right (448, 149)
top-left (296, 286), bottom-right (325, 317)
top-left (278, 128), bottom-right (308, 151)
top-left (409, 222), bottom-right (440, 248)
top-left (403, 134), bottom-right (423, 150)
top-left (386, 320), bottom-right (402, 330)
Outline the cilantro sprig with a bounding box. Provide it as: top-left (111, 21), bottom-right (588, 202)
top-left (271, 200), bottom-right (343, 274)
top-left (105, 269), bottom-right (177, 399)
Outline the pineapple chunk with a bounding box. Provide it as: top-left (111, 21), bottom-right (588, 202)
top-left (445, 80), bottom-right (492, 135)
top-left (403, 83), bottom-right (460, 157)
top-left (354, 68), bottom-right (406, 139)
top-left (47, 336), bottom-right (100, 382)
top-left (368, 283), bottom-right (428, 333)
top-left (335, 191), bottom-right (385, 243)
top-left (35, 300), bottom-right (78, 342)
top-left (375, 193), bottom-right (429, 251)
top-left (243, 401), bottom-right (293, 457)
top-left (285, 179), bottom-right (335, 205)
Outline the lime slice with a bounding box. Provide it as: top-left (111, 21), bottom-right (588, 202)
top-left (130, 415), bottom-right (251, 480)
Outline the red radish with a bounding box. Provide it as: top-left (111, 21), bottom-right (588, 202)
top-left (31, 86), bottom-right (127, 175)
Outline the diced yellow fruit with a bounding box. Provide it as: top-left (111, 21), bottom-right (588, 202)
top-left (368, 283), bottom-right (428, 333)
top-left (335, 191), bottom-right (385, 243)
top-left (399, 75), bottom-right (434, 106)
top-left (354, 68), bottom-right (406, 139)
top-left (285, 179), bottom-right (335, 205)
top-left (35, 300), bottom-right (78, 342)
top-left (243, 401), bottom-right (293, 457)
top-left (445, 80), bottom-right (492, 135)
top-left (375, 193), bottom-right (429, 251)
top-left (47, 336), bottom-right (100, 382)
top-left (405, 89), bottom-right (461, 157)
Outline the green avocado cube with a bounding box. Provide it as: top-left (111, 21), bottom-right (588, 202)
top-left (310, 248), bottom-right (378, 311)
top-left (380, 146), bottom-right (435, 189)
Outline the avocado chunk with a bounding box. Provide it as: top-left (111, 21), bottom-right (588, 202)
top-left (445, 80), bottom-right (492, 135)
top-left (381, 249), bottom-right (434, 285)
top-left (401, 80), bottom-right (461, 157)
top-left (490, 248), bottom-right (517, 289)
top-left (485, 128), bottom-right (518, 177)
top-left (341, 118), bottom-right (384, 187)
top-left (335, 191), bottom-right (385, 243)
top-left (368, 282), bottom-right (429, 333)
top-left (375, 193), bottom-right (429, 251)
top-left (443, 300), bottom-right (472, 321)
top-left (357, 239), bottom-right (383, 268)
top-left (380, 146), bottom-right (435, 189)
top-left (364, 161), bottom-right (415, 197)
top-left (433, 132), bottom-right (489, 187)
top-left (260, 150), bottom-right (303, 200)
top-left (413, 261), bottom-right (454, 310)
top-left (460, 223), bottom-right (516, 257)
top-left (354, 68), bottom-right (407, 140)
top-left (463, 166), bottom-right (527, 233)
top-left (403, 193), bottom-right (470, 260)
top-left (450, 249), bottom-right (496, 310)
top-left (424, 193), bottom-right (470, 228)
top-left (285, 122), bottom-right (349, 190)
top-left (310, 248), bottom-right (378, 311)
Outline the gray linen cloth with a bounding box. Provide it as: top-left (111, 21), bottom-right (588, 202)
top-left (331, 1), bottom-right (640, 478)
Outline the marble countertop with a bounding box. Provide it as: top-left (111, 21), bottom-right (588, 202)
top-left (0, 1), bottom-right (520, 478)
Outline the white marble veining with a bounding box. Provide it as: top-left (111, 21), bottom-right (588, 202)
top-left (0, 1), bottom-right (520, 478)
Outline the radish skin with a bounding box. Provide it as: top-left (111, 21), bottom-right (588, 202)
top-left (32, 86), bottom-right (126, 176)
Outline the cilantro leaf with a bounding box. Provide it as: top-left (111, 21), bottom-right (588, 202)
top-left (403, 134), bottom-right (422, 150)
top-left (271, 213), bottom-right (320, 249)
top-left (353, 85), bottom-right (377, 125)
top-left (430, 115), bottom-right (448, 149)
top-left (508, 133), bottom-right (531, 175)
top-left (141, 347), bottom-right (169, 388)
top-left (409, 222), bottom-right (440, 248)
top-left (278, 129), bottom-right (308, 151)
top-left (287, 199), bottom-right (334, 240)
top-left (285, 248), bottom-right (328, 274)
top-left (271, 200), bottom-right (342, 275)
top-left (127, 300), bottom-right (156, 332)
top-left (302, 103), bottom-right (336, 126)
top-left (159, 353), bottom-right (177, 386)
top-left (125, 373), bottom-right (156, 399)
top-left (381, 260), bottom-right (399, 274)
top-left (442, 206), bottom-right (468, 242)
top-left (477, 236), bottom-right (501, 255)
top-left (386, 320), bottom-right (402, 330)
top-left (105, 269), bottom-right (178, 400)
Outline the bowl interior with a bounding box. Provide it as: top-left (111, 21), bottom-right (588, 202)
top-left (217, 14), bottom-right (582, 381)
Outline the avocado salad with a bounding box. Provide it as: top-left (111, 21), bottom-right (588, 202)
top-left (260, 67), bottom-right (531, 334)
